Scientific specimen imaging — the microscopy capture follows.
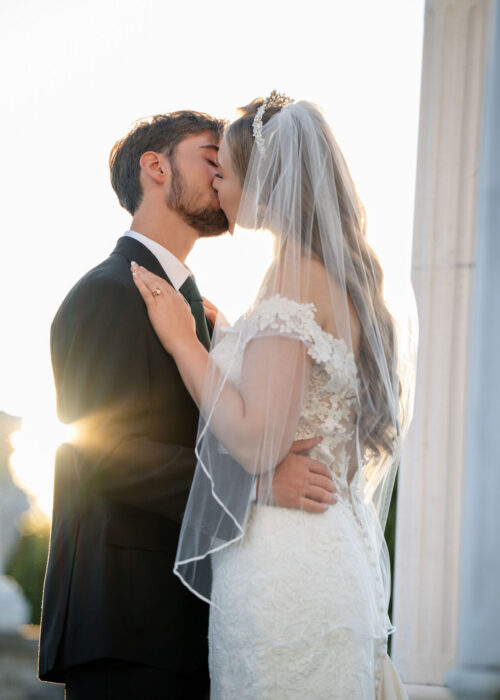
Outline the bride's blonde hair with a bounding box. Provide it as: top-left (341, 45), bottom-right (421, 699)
top-left (225, 99), bottom-right (401, 459)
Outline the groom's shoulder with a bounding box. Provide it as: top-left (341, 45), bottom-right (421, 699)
top-left (54, 243), bottom-right (138, 320)
top-left (75, 249), bottom-right (132, 292)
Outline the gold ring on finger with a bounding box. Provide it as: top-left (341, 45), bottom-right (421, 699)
top-left (152, 288), bottom-right (161, 297)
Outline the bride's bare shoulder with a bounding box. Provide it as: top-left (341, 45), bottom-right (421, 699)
top-left (276, 256), bottom-right (328, 292)
top-left (304, 258), bottom-right (361, 350)
top-left (267, 256), bottom-right (360, 347)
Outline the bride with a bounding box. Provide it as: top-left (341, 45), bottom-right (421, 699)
top-left (131, 92), bottom-right (416, 699)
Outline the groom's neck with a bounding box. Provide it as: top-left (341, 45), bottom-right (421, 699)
top-left (130, 208), bottom-right (198, 263)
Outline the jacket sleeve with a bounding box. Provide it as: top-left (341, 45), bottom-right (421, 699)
top-left (51, 274), bottom-right (197, 522)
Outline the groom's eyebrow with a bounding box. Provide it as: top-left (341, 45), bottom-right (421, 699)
top-left (199, 144), bottom-right (219, 152)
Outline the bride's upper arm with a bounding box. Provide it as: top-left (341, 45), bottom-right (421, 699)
top-left (237, 335), bottom-right (312, 467)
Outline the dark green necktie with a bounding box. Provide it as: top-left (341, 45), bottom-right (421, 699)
top-left (179, 276), bottom-right (211, 350)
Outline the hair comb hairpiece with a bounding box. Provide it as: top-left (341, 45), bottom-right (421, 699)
top-left (252, 90), bottom-right (294, 155)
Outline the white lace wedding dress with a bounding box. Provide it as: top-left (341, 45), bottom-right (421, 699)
top-left (207, 296), bottom-right (407, 700)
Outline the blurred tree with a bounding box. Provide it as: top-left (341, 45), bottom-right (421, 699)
top-left (5, 513), bottom-right (50, 625)
top-left (384, 473), bottom-right (398, 654)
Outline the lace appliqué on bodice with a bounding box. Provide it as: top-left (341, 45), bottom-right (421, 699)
top-left (212, 295), bottom-right (359, 501)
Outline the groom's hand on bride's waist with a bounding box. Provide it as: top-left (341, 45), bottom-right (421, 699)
top-left (257, 437), bottom-right (337, 513)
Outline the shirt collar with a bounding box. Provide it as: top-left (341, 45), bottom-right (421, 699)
top-left (123, 230), bottom-right (191, 291)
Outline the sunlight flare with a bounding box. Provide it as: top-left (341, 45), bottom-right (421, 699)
top-left (10, 417), bottom-right (75, 518)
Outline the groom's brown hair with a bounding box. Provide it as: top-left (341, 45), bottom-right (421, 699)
top-left (109, 111), bottom-right (226, 215)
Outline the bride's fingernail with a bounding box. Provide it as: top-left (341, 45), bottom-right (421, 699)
top-left (131, 261), bottom-right (138, 269)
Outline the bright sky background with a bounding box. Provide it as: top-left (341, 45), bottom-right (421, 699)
top-left (1, 0), bottom-right (424, 516)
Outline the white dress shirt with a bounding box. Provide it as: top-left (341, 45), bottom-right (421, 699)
top-left (123, 230), bottom-right (191, 290)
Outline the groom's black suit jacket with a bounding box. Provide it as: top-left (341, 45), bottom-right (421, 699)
top-left (38, 236), bottom-right (210, 682)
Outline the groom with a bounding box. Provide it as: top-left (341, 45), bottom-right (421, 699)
top-left (38, 111), bottom-right (336, 699)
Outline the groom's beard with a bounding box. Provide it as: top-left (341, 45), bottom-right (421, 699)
top-left (167, 161), bottom-right (228, 237)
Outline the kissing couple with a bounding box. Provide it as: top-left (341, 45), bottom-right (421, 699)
top-left (39, 92), bottom-right (415, 699)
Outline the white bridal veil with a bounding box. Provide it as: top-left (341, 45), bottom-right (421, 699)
top-left (174, 98), bottom-right (417, 627)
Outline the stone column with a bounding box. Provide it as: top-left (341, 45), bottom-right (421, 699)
top-left (446, 2), bottom-right (500, 698)
top-left (391, 1), bottom-right (493, 698)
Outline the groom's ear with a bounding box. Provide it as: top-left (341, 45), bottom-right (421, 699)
top-left (139, 151), bottom-right (170, 186)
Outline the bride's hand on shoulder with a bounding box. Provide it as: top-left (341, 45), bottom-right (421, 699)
top-left (131, 262), bottom-right (196, 356)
